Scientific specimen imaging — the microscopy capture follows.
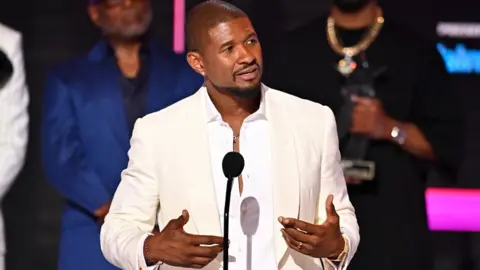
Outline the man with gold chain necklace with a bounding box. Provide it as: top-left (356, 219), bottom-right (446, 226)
top-left (262, 0), bottom-right (464, 269)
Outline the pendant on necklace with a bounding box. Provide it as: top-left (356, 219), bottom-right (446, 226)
top-left (337, 56), bottom-right (357, 76)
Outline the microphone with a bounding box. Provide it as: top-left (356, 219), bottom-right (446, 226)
top-left (222, 151), bottom-right (245, 270)
top-left (0, 49), bottom-right (13, 89)
top-left (240, 197), bottom-right (260, 270)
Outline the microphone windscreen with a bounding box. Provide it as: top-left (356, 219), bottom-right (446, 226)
top-left (240, 197), bottom-right (260, 235)
top-left (0, 49), bottom-right (13, 89)
top-left (222, 151), bottom-right (245, 179)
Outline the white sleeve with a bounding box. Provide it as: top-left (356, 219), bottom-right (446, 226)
top-left (100, 118), bottom-right (160, 270)
top-left (0, 29), bottom-right (29, 199)
top-left (317, 106), bottom-right (360, 269)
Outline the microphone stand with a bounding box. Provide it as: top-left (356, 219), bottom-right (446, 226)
top-left (223, 176), bottom-right (235, 270)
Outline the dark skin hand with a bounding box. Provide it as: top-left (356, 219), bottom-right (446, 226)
top-left (350, 96), bottom-right (434, 157)
top-left (350, 96), bottom-right (392, 139)
top-left (145, 210), bottom-right (224, 268)
top-left (347, 96), bottom-right (434, 184)
top-left (279, 195), bottom-right (345, 259)
top-left (93, 201), bottom-right (111, 224)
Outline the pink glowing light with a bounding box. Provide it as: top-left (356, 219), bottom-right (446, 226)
top-left (173, 0), bottom-right (185, 53)
top-left (426, 187), bottom-right (480, 232)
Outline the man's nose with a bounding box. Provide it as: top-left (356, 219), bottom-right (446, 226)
top-left (237, 46), bottom-right (255, 64)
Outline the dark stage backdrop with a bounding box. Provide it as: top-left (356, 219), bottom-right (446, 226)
top-left (1, 0), bottom-right (479, 269)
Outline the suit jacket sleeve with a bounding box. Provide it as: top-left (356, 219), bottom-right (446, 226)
top-left (317, 106), bottom-right (360, 269)
top-left (41, 72), bottom-right (111, 213)
top-left (0, 30), bottom-right (28, 199)
top-left (101, 117), bottom-right (159, 270)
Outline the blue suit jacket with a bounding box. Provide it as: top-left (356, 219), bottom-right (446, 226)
top-left (41, 40), bottom-right (203, 270)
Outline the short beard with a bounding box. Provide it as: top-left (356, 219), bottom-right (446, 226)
top-left (211, 82), bottom-right (262, 100)
top-left (228, 87), bottom-right (261, 99)
top-left (98, 9), bottom-right (153, 41)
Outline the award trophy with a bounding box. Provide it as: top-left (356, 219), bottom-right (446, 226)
top-left (335, 54), bottom-right (386, 182)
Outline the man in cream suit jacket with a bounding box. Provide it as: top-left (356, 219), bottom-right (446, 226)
top-left (100, 1), bottom-right (359, 269)
top-left (0, 23), bottom-right (29, 270)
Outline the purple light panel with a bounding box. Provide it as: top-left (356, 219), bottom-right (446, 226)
top-left (426, 188), bottom-right (480, 232)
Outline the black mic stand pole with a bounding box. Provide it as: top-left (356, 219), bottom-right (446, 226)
top-left (223, 177), bottom-right (234, 270)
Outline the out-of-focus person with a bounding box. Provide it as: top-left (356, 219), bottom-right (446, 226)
top-left (41, 0), bottom-right (202, 269)
top-left (0, 23), bottom-right (29, 270)
top-left (262, 0), bottom-right (464, 269)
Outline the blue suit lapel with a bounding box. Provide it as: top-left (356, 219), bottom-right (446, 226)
top-left (88, 41), bottom-right (131, 150)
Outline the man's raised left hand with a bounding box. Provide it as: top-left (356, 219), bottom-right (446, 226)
top-left (279, 195), bottom-right (345, 259)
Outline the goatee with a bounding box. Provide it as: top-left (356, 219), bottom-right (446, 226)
top-left (227, 85), bottom-right (261, 99)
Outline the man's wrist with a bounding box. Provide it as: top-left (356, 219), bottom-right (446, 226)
top-left (328, 234), bottom-right (348, 261)
top-left (381, 117), bottom-right (401, 141)
top-left (328, 235), bottom-right (345, 259)
top-left (144, 234), bottom-right (161, 266)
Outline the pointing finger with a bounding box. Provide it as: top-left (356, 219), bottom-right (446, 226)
top-left (188, 234), bottom-right (224, 246)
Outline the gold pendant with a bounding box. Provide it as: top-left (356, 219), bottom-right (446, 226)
top-left (337, 56), bottom-right (357, 76)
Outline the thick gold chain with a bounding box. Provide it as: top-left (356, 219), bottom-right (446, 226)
top-left (326, 13), bottom-right (384, 57)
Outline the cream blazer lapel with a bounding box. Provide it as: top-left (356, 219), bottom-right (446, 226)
top-left (182, 89), bottom-right (223, 237)
top-left (177, 89), bottom-right (223, 269)
top-left (264, 88), bottom-right (301, 266)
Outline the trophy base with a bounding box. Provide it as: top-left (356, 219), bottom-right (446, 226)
top-left (340, 159), bottom-right (375, 181)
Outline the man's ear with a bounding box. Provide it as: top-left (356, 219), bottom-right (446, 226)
top-left (87, 5), bottom-right (100, 26)
top-left (186, 51), bottom-right (206, 77)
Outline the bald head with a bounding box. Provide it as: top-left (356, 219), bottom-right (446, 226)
top-left (186, 0), bottom-right (248, 52)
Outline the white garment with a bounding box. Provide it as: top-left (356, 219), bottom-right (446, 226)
top-left (134, 89), bottom-right (277, 270)
top-left (0, 23), bottom-right (29, 254)
top-left (101, 84), bottom-right (360, 270)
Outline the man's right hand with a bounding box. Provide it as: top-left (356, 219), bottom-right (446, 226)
top-left (145, 210), bottom-right (224, 268)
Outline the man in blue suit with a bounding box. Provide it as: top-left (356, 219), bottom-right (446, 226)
top-left (41, 0), bottom-right (202, 269)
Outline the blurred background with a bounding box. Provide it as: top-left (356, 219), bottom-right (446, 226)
top-left (1, 0), bottom-right (479, 269)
